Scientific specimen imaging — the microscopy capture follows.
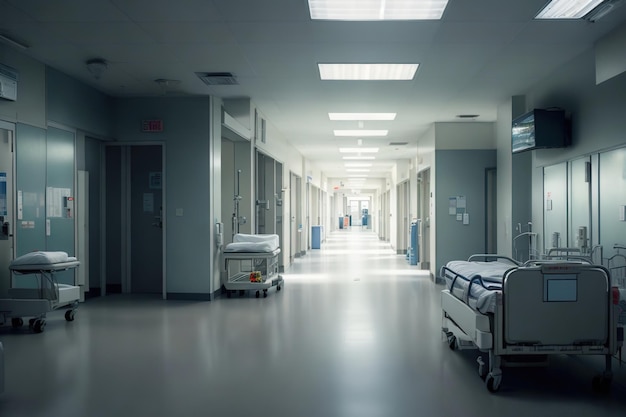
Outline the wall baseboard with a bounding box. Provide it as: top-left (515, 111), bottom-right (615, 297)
top-left (167, 292), bottom-right (213, 301)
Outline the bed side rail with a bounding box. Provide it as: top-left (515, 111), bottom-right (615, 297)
top-left (440, 265), bottom-right (502, 304)
top-left (467, 254), bottom-right (520, 265)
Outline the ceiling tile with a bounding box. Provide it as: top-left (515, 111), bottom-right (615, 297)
top-left (6, 0), bottom-right (129, 22)
top-left (136, 21), bottom-right (235, 43)
top-left (111, 0), bottom-right (224, 21)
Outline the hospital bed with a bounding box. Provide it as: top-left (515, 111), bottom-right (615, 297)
top-left (223, 234), bottom-right (284, 298)
top-left (0, 251), bottom-right (80, 333)
top-left (441, 254), bottom-right (622, 393)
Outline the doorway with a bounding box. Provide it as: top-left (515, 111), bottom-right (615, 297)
top-left (290, 172), bottom-right (302, 263)
top-left (104, 144), bottom-right (165, 297)
top-left (0, 122), bottom-right (15, 298)
top-left (397, 181), bottom-right (410, 254)
top-left (418, 169), bottom-right (431, 270)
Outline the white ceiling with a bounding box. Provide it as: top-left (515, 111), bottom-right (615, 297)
top-left (2, 0), bottom-right (626, 187)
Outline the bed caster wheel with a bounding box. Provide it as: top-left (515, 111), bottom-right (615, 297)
top-left (33, 319), bottom-right (46, 334)
top-left (29, 318), bottom-right (36, 328)
top-left (485, 373), bottom-right (501, 393)
top-left (277, 285), bottom-right (281, 291)
top-left (11, 318), bottom-right (24, 328)
top-left (263, 290), bottom-right (268, 298)
top-left (65, 310), bottom-right (76, 322)
top-left (448, 335), bottom-right (457, 350)
top-left (592, 375), bottom-right (611, 393)
top-left (255, 291), bottom-right (260, 298)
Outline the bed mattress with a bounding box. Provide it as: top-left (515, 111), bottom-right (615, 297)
top-left (225, 234), bottom-right (280, 253)
top-left (10, 251), bottom-right (78, 268)
top-left (443, 260), bottom-right (515, 314)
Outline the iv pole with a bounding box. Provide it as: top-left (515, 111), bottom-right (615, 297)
top-left (232, 169), bottom-right (242, 240)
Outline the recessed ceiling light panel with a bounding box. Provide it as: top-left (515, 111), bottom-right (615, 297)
top-left (334, 130), bottom-right (388, 137)
top-left (308, 0), bottom-right (449, 20)
top-left (535, 0), bottom-right (604, 18)
top-left (329, 113), bottom-right (397, 121)
top-left (319, 64), bottom-right (418, 80)
top-left (339, 148), bottom-right (379, 153)
top-left (343, 156), bottom-right (376, 160)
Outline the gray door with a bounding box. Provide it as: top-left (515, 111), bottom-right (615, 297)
top-left (0, 124), bottom-right (14, 298)
top-left (105, 145), bottom-right (163, 295)
top-left (130, 146), bottom-right (163, 294)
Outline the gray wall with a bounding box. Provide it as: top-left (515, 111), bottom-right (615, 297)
top-left (113, 97), bottom-right (213, 296)
top-left (0, 45), bottom-right (46, 128)
top-left (435, 150), bottom-right (497, 275)
top-left (46, 68), bottom-right (113, 138)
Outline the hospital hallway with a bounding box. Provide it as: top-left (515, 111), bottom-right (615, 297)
top-left (1, 228), bottom-right (626, 417)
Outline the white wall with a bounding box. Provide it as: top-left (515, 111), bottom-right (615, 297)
top-left (496, 100), bottom-right (514, 257)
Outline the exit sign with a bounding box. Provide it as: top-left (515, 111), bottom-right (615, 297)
top-left (142, 119), bottom-right (164, 132)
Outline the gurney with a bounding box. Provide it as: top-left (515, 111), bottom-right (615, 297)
top-left (222, 234), bottom-right (284, 298)
top-left (0, 251), bottom-right (80, 333)
top-left (440, 255), bottom-right (622, 393)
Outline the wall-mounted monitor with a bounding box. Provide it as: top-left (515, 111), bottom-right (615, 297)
top-left (511, 108), bottom-right (570, 153)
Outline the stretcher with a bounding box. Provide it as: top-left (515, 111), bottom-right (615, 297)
top-left (441, 256), bottom-right (622, 393)
top-left (0, 251), bottom-right (80, 333)
top-left (222, 234), bottom-right (284, 298)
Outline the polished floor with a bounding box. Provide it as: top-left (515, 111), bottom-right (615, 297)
top-left (1, 228), bottom-right (625, 417)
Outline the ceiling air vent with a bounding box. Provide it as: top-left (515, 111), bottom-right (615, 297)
top-left (389, 142), bottom-right (408, 146)
top-left (195, 72), bottom-right (238, 86)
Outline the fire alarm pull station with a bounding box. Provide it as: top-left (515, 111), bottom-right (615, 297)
top-left (65, 196), bottom-right (74, 218)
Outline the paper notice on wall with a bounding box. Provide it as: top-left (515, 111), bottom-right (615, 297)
top-left (449, 197), bottom-right (457, 215)
top-left (46, 187), bottom-right (71, 218)
top-left (457, 196), bottom-right (466, 209)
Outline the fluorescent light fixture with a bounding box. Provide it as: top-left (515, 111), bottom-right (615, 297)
top-left (339, 148), bottom-right (379, 153)
top-left (345, 163), bottom-right (372, 167)
top-left (319, 64), bottom-right (418, 80)
top-left (308, 0), bottom-right (449, 20)
top-left (349, 175), bottom-right (369, 178)
top-left (334, 130), bottom-right (388, 137)
top-left (535, 0), bottom-right (604, 18)
top-left (347, 169), bottom-right (370, 172)
top-left (343, 156), bottom-right (376, 160)
top-left (329, 113), bottom-right (397, 121)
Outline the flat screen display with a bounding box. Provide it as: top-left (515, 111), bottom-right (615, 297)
top-left (543, 274), bottom-right (577, 302)
top-left (511, 108), bottom-right (569, 153)
top-left (512, 112), bottom-right (535, 153)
